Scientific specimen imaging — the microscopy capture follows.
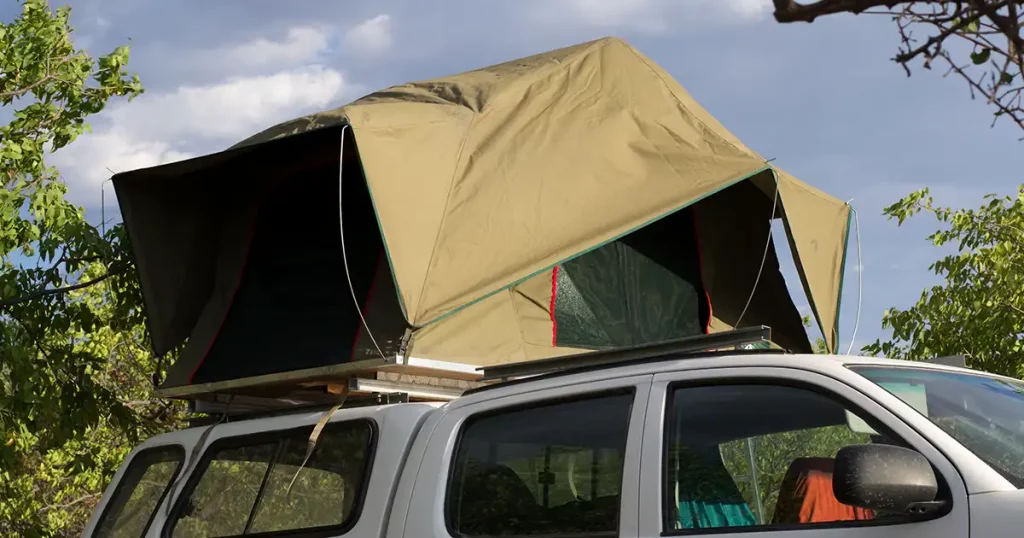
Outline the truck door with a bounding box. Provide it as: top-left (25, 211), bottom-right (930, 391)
top-left (638, 366), bottom-right (970, 538)
top-left (398, 375), bottom-right (652, 538)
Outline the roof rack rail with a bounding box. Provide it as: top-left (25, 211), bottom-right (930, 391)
top-left (187, 392), bottom-right (410, 427)
top-left (478, 326), bottom-right (773, 381)
top-left (924, 355), bottom-right (967, 368)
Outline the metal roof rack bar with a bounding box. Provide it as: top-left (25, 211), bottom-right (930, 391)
top-left (187, 392), bottom-right (409, 426)
top-left (478, 326), bottom-right (772, 381)
top-left (925, 355), bottom-right (967, 368)
top-left (348, 377), bottom-right (463, 401)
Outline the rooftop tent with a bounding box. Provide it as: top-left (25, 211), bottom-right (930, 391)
top-left (111, 36), bottom-right (851, 396)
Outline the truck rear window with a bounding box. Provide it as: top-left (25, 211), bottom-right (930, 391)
top-left (447, 390), bottom-right (634, 537)
top-left (93, 445), bottom-right (184, 538)
top-left (167, 419), bottom-right (374, 538)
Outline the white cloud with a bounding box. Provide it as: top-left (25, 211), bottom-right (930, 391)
top-left (220, 26), bottom-right (331, 70)
top-left (715, 0), bottom-right (772, 20)
top-left (55, 133), bottom-right (195, 188)
top-left (345, 14), bottom-right (392, 54)
top-left (107, 66), bottom-right (346, 141)
top-left (51, 65), bottom-right (351, 205)
top-left (533, 0), bottom-right (771, 32)
top-left (564, 0), bottom-right (661, 27)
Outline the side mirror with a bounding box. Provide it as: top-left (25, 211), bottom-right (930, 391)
top-left (833, 444), bottom-right (943, 515)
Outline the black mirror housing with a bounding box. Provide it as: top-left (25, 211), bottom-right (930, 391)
top-left (833, 444), bottom-right (939, 514)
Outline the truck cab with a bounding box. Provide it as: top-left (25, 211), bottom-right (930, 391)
top-left (83, 349), bottom-right (1024, 538)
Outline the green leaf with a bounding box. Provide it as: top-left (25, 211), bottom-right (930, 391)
top-left (1001, 72), bottom-right (1014, 85)
top-left (873, 185), bottom-right (1024, 379)
top-left (0, 1), bottom-right (171, 536)
top-left (971, 48), bottom-right (992, 65)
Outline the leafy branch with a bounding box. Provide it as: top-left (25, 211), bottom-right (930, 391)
top-left (0, 262), bottom-right (128, 308)
top-left (863, 185), bottom-right (1024, 376)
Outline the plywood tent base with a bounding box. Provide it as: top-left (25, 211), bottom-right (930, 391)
top-left (158, 355), bottom-right (489, 402)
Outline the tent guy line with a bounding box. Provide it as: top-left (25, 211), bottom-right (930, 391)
top-left (734, 175), bottom-right (780, 329)
top-left (338, 123), bottom-right (388, 362)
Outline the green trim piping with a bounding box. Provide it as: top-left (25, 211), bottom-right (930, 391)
top-left (344, 125), bottom-right (410, 321)
top-left (414, 164), bottom-right (776, 329)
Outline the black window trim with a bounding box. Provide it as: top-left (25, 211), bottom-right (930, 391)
top-left (660, 377), bottom-right (954, 537)
top-left (91, 443), bottom-right (187, 538)
top-left (162, 418), bottom-right (378, 538)
top-left (444, 387), bottom-right (638, 538)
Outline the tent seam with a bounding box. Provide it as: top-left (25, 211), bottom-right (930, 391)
top-left (506, 286), bottom-right (533, 361)
top-left (416, 165), bottom-right (773, 329)
top-left (772, 168), bottom-right (830, 352)
top-left (413, 112), bottom-right (480, 325)
top-left (623, 45), bottom-right (768, 166)
top-left (472, 38), bottom-right (612, 116)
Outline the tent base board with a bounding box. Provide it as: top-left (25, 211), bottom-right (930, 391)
top-left (154, 355), bottom-right (487, 401)
top-left (188, 392), bottom-right (412, 425)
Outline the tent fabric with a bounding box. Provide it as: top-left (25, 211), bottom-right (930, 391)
top-left (111, 36), bottom-right (852, 390)
top-left (226, 36), bottom-right (850, 351)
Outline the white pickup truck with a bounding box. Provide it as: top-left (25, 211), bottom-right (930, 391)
top-left (82, 348), bottom-right (1024, 538)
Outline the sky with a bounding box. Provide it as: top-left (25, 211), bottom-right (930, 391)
top-left (11, 0), bottom-right (1024, 353)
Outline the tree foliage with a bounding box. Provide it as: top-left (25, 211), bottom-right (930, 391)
top-left (773, 1), bottom-right (1024, 135)
top-left (862, 185), bottom-right (1024, 377)
top-left (0, 1), bottom-right (184, 536)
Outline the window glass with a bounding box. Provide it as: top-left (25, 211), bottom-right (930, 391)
top-left (448, 391), bottom-right (634, 537)
top-left (93, 446), bottom-right (183, 538)
top-left (851, 366), bottom-right (1024, 488)
top-left (169, 419), bottom-right (373, 538)
top-left (663, 384), bottom-right (918, 532)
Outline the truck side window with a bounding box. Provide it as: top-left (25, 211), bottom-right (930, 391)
top-left (662, 383), bottom-right (925, 533)
top-left (447, 390), bottom-right (634, 537)
top-left (167, 419), bottom-right (374, 538)
top-left (93, 446), bottom-right (184, 538)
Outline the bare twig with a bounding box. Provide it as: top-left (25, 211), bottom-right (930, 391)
top-left (773, 0), bottom-right (939, 22)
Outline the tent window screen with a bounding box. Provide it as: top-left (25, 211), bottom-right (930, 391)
top-left (168, 419), bottom-right (374, 538)
top-left (552, 207), bottom-right (710, 350)
top-left (92, 446), bottom-right (183, 538)
top-left (447, 390), bottom-right (633, 537)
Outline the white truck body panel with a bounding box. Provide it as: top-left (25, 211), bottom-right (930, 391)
top-left (82, 353), bottom-right (1022, 538)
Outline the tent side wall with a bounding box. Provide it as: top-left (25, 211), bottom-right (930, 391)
top-left (774, 169), bottom-right (851, 352)
top-left (114, 126), bottom-right (412, 390)
top-left (693, 175), bottom-right (811, 353)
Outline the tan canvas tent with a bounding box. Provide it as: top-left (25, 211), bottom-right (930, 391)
top-left (111, 37), bottom-right (850, 396)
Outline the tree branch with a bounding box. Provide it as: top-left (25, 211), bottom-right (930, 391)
top-left (894, 3), bottom-right (997, 64)
top-left (0, 264), bottom-right (128, 308)
top-left (0, 73), bottom-right (59, 102)
top-left (39, 492), bottom-right (102, 514)
top-left (773, 0), bottom-right (939, 22)
top-left (775, 0), bottom-right (1024, 136)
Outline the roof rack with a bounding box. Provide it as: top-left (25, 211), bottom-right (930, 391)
top-left (478, 326), bottom-right (773, 382)
top-left (924, 355), bottom-right (968, 368)
top-left (187, 392), bottom-right (410, 427)
top-left (186, 377), bottom-right (466, 425)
